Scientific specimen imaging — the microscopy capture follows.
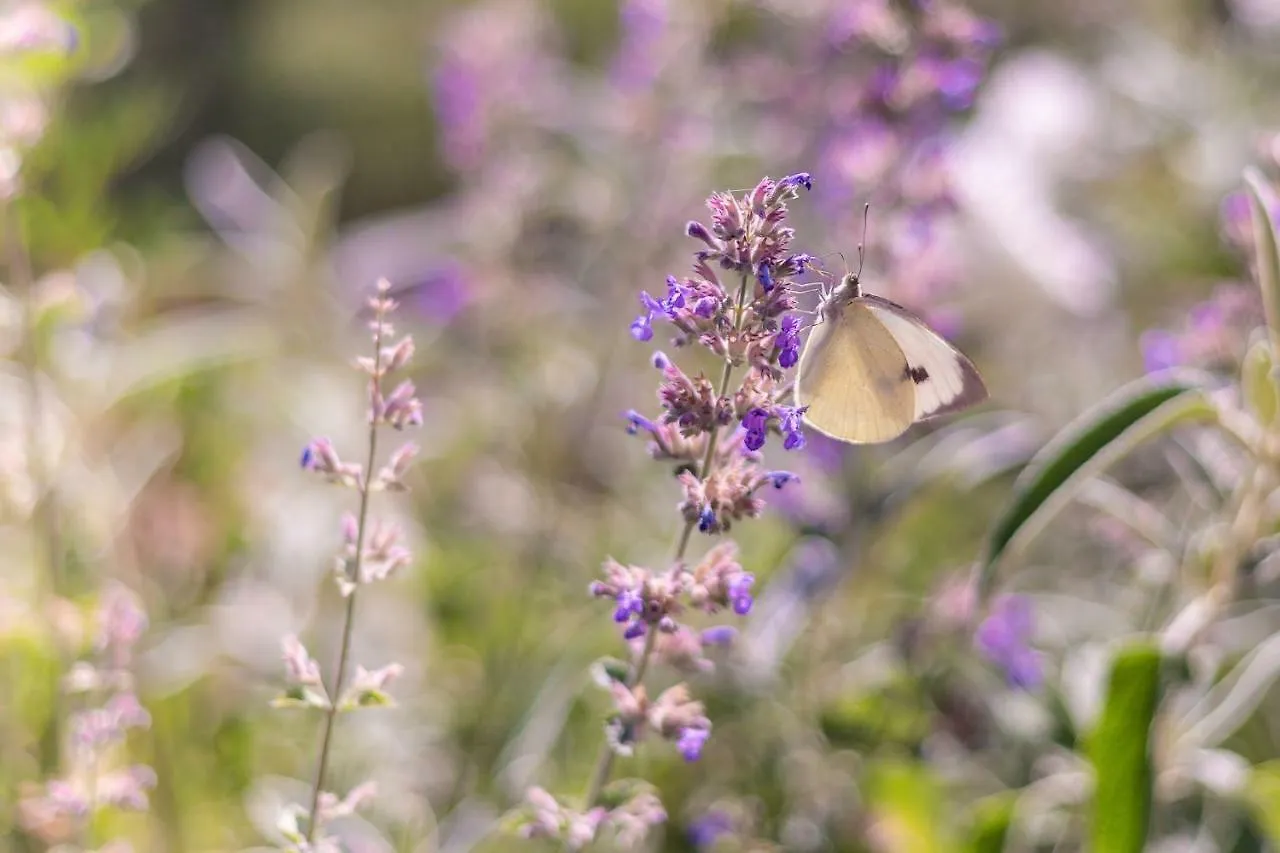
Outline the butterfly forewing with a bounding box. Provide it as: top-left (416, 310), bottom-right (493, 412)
top-left (858, 295), bottom-right (988, 420)
top-left (796, 302), bottom-right (917, 443)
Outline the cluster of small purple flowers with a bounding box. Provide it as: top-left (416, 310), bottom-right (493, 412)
top-left (975, 594), bottom-right (1043, 690)
top-left (1141, 147), bottom-right (1276, 376)
top-left (726, 0), bottom-right (1001, 333)
top-left (509, 178), bottom-right (814, 848)
top-left (18, 584), bottom-right (155, 850)
top-left (285, 279), bottom-right (420, 849)
top-left (1139, 283), bottom-right (1262, 375)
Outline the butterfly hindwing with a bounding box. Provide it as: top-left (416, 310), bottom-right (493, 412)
top-left (795, 302), bottom-right (917, 443)
top-left (858, 295), bottom-right (988, 421)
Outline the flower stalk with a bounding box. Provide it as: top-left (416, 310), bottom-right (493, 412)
top-left (510, 176), bottom-right (814, 849)
top-left (287, 278), bottom-right (421, 850)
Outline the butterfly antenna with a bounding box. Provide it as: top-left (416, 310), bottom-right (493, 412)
top-left (854, 203), bottom-right (870, 281)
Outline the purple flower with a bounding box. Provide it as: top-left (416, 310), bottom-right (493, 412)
top-left (727, 572), bottom-right (754, 615)
top-left (742, 407), bottom-right (769, 452)
top-left (1140, 329), bottom-right (1182, 374)
top-left (610, 0), bottom-right (667, 93)
top-left (676, 726), bottom-right (710, 762)
top-left (975, 595), bottom-right (1043, 689)
top-left (630, 315), bottom-right (654, 341)
top-left (698, 505), bottom-right (717, 532)
top-left (779, 406), bottom-right (807, 450)
top-left (624, 409), bottom-right (658, 436)
top-left (614, 589), bottom-right (644, 623)
top-left (700, 625), bottom-right (737, 646)
top-left (432, 58), bottom-right (484, 171)
top-left (777, 315), bottom-right (802, 368)
top-left (688, 810), bottom-right (734, 849)
top-left (757, 261), bottom-right (775, 292)
top-left (407, 264), bottom-right (471, 322)
top-left (935, 57), bottom-right (984, 110)
top-left (776, 172), bottom-right (813, 194)
top-left (765, 470), bottom-right (799, 489)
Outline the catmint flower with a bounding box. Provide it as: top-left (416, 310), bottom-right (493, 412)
top-left (727, 572), bottom-right (755, 615)
top-left (591, 559), bottom-right (686, 638)
top-left (776, 314), bottom-right (802, 368)
top-left (688, 542), bottom-right (757, 615)
top-left (333, 518), bottom-right (412, 595)
top-left (516, 178), bottom-right (815, 839)
top-left (629, 624), bottom-right (735, 674)
top-left (975, 595), bottom-right (1043, 689)
top-left (515, 786), bottom-right (665, 850)
top-left (275, 635), bottom-right (331, 710)
top-left (316, 781), bottom-right (378, 824)
top-left (623, 408), bottom-right (710, 463)
top-left (630, 313), bottom-right (654, 341)
top-left (300, 437), bottom-right (363, 488)
top-left (21, 586), bottom-right (154, 848)
top-left (688, 810), bottom-right (735, 849)
top-left (96, 583), bottom-right (147, 667)
top-left (676, 725), bottom-right (710, 762)
top-left (658, 360), bottom-right (733, 437)
top-left (96, 766), bottom-right (157, 811)
top-left (686, 220), bottom-right (720, 251)
top-left (374, 378), bottom-right (424, 429)
top-left (678, 442), bottom-right (799, 535)
top-left (607, 790), bottom-right (668, 848)
top-left (647, 683), bottom-right (711, 743)
top-left (372, 441), bottom-right (420, 492)
top-left (756, 261), bottom-right (774, 293)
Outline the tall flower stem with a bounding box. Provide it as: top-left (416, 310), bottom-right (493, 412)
top-left (306, 321), bottom-right (386, 841)
top-left (6, 203), bottom-right (67, 775)
top-left (583, 273), bottom-right (748, 808)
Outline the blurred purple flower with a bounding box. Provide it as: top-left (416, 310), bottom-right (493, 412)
top-left (1140, 329), bottom-right (1182, 374)
top-left (677, 726), bottom-right (710, 761)
top-left (405, 263), bottom-right (471, 322)
top-left (432, 58), bottom-right (484, 171)
top-left (688, 810), bottom-right (734, 849)
top-left (611, 0), bottom-right (667, 93)
top-left (975, 595), bottom-right (1042, 689)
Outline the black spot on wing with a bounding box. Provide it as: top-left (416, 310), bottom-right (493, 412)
top-left (904, 364), bottom-right (930, 385)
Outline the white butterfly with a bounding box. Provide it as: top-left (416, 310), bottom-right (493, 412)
top-left (795, 267), bottom-right (988, 445)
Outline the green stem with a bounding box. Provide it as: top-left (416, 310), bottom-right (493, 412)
top-left (6, 204), bottom-right (67, 776)
top-left (305, 320), bottom-right (386, 842)
top-left (582, 273), bottom-right (749, 808)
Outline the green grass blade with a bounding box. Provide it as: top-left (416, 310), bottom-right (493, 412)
top-left (978, 372), bottom-right (1215, 598)
top-left (1088, 643), bottom-right (1162, 853)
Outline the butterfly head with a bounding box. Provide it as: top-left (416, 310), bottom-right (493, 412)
top-left (838, 271), bottom-right (863, 299)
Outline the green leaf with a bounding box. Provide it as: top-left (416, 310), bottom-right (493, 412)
top-left (1242, 338), bottom-right (1279, 427)
top-left (965, 793), bottom-right (1017, 853)
top-left (864, 759), bottom-right (956, 853)
top-left (269, 686), bottom-right (330, 711)
top-left (1246, 760), bottom-right (1280, 846)
top-left (1087, 643), bottom-right (1162, 853)
top-left (1244, 169), bottom-right (1280, 355)
top-left (978, 372), bottom-right (1216, 597)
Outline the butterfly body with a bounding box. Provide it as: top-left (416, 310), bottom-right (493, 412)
top-left (795, 272), bottom-right (988, 445)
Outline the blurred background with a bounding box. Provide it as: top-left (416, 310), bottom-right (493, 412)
top-left (3, 0), bottom-right (1280, 850)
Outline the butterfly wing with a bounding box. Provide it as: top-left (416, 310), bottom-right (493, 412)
top-left (858, 294), bottom-right (988, 421)
top-left (795, 301), bottom-right (917, 443)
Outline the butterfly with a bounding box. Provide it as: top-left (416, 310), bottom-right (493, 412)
top-left (794, 250), bottom-right (988, 445)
